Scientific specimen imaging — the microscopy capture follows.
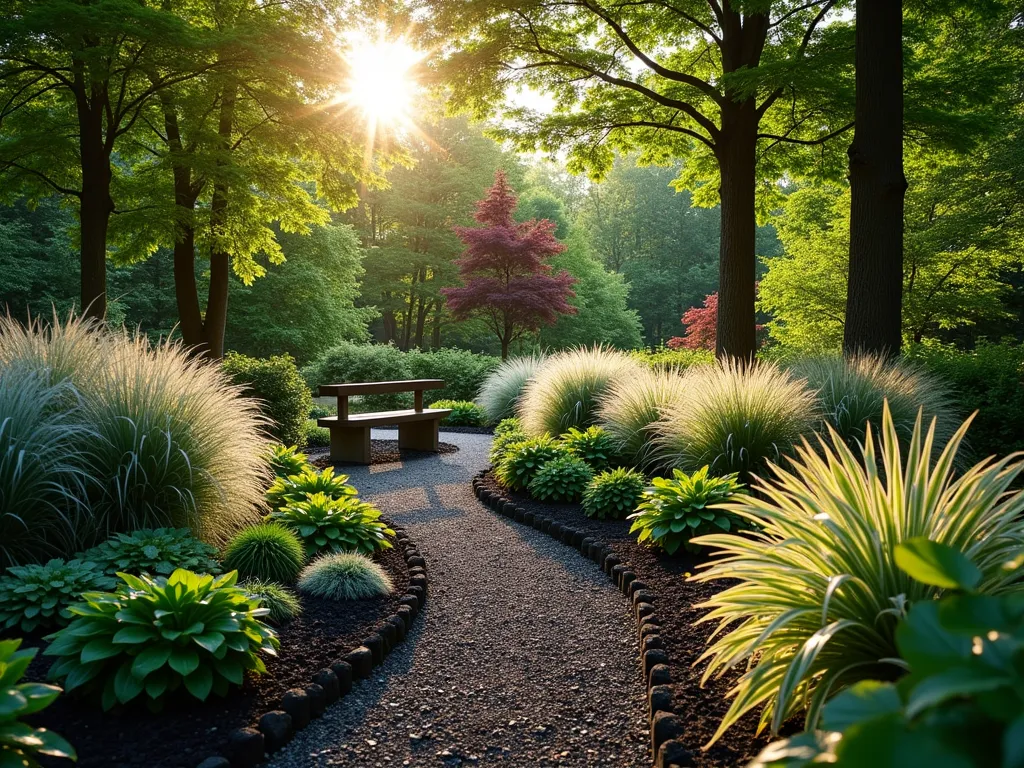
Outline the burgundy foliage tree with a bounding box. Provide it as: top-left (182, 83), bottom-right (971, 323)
top-left (441, 171), bottom-right (576, 358)
top-left (668, 290), bottom-right (764, 351)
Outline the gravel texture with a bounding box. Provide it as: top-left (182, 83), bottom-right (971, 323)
top-left (270, 430), bottom-right (648, 768)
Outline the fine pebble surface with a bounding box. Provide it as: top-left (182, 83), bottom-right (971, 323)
top-left (270, 430), bottom-right (649, 768)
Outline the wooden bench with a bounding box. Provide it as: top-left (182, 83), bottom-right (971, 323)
top-left (316, 379), bottom-right (452, 464)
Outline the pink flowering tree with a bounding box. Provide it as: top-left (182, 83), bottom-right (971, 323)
top-left (442, 171), bottom-right (576, 358)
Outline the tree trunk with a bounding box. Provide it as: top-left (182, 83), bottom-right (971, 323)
top-left (431, 301), bottom-right (442, 349)
top-left (844, 0), bottom-right (906, 358)
top-left (76, 87), bottom-right (113, 321)
top-left (203, 82), bottom-right (237, 360)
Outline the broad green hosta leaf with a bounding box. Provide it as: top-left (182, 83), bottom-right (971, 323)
top-left (0, 639), bottom-right (75, 766)
top-left (269, 492), bottom-right (394, 557)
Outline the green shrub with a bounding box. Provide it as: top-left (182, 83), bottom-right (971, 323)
top-left (582, 468), bottom-right (646, 520)
top-left (519, 346), bottom-right (640, 437)
top-left (495, 437), bottom-right (571, 491)
top-left (302, 342), bottom-right (413, 410)
top-left (406, 348), bottom-right (500, 404)
top-left (429, 399), bottom-right (488, 427)
top-left (297, 552), bottom-right (393, 601)
top-left (0, 638), bottom-right (76, 767)
top-left (265, 467), bottom-right (358, 509)
top-left (241, 579), bottom-right (302, 625)
top-left (655, 360), bottom-right (817, 477)
top-left (528, 455), bottom-right (594, 503)
top-left (558, 425), bottom-right (617, 470)
top-left (0, 558), bottom-right (115, 633)
top-left (489, 424), bottom-right (529, 467)
top-left (269, 492), bottom-right (395, 556)
top-left (597, 367), bottom-right (688, 470)
top-left (267, 445), bottom-right (311, 478)
top-left (44, 569), bottom-right (278, 710)
top-left (631, 346), bottom-right (714, 370)
top-left (494, 417), bottom-right (523, 437)
top-left (222, 352), bottom-right (312, 446)
top-left (693, 404), bottom-right (1024, 745)
top-left (221, 524), bottom-right (306, 583)
top-left (477, 354), bottom-right (546, 423)
top-left (301, 422), bottom-right (331, 449)
top-left (308, 402), bottom-right (335, 420)
top-left (80, 528), bottom-right (221, 577)
top-left (628, 467), bottom-right (744, 555)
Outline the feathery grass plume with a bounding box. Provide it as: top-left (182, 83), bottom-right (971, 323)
top-left (788, 354), bottom-right (958, 450)
top-left (297, 551), bottom-right (393, 601)
top-left (655, 360), bottom-right (817, 477)
top-left (518, 346), bottom-right (640, 438)
top-left (222, 523), bottom-right (306, 583)
top-left (477, 354), bottom-right (546, 423)
top-left (242, 579), bottom-right (302, 624)
top-left (597, 367), bottom-right (689, 470)
top-left (692, 403), bottom-right (1024, 746)
top-left (0, 310), bottom-right (109, 388)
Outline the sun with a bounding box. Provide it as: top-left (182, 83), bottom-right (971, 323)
top-left (340, 33), bottom-right (422, 129)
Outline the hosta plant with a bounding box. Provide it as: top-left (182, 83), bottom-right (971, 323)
top-left (297, 552), bottom-right (393, 601)
top-left (558, 426), bottom-right (617, 471)
top-left (221, 524), bottom-right (305, 583)
top-left (265, 467), bottom-right (358, 509)
top-left (44, 569), bottom-right (278, 710)
top-left (0, 638), bottom-right (75, 767)
top-left (80, 528), bottom-right (221, 577)
top-left (489, 421), bottom-right (528, 466)
top-left (0, 559), bottom-right (115, 633)
top-left (495, 437), bottom-right (571, 491)
top-left (628, 467), bottom-right (744, 555)
top-left (582, 468), bottom-right (646, 520)
top-left (528, 455), bottom-right (594, 503)
top-left (269, 492), bottom-right (395, 557)
top-left (267, 445), bottom-right (311, 478)
top-left (693, 404), bottom-right (1024, 746)
top-left (241, 580), bottom-right (302, 625)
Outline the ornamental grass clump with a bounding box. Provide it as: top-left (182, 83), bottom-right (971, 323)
top-left (297, 552), bottom-right (393, 601)
top-left (221, 524), bottom-right (305, 583)
top-left (269, 492), bottom-right (395, 556)
top-left (267, 445), bottom-right (311, 478)
top-left (265, 467), bottom-right (358, 510)
top-left (0, 559), bottom-right (115, 633)
top-left (582, 468), bottom-right (647, 520)
top-left (528, 455), bottom-right (594, 503)
top-left (477, 354), bottom-right (546, 423)
top-left (518, 346), bottom-right (640, 437)
top-left (558, 425), bottom-right (617, 471)
top-left (44, 569), bottom-right (278, 710)
top-left (80, 528), bottom-right (221, 577)
top-left (241, 580), bottom-right (302, 625)
top-left (692, 403), bottom-right (1024, 746)
top-left (656, 360), bottom-right (817, 477)
top-left (597, 367), bottom-right (688, 470)
top-left (495, 436), bottom-right (571, 491)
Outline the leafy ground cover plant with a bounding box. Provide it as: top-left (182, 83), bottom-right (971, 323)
top-left (558, 425), bottom-right (617, 470)
top-left (528, 455), bottom-right (594, 503)
top-left (477, 354), bottom-right (546, 423)
top-left (693, 404), bottom-right (1024, 746)
top-left (265, 467), bottom-right (358, 509)
top-left (489, 419), bottom-right (528, 466)
top-left (241, 579), bottom-right (302, 625)
top-left (297, 552), bottom-right (393, 601)
top-left (429, 399), bottom-right (488, 427)
top-left (221, 524), bottom-right (306, 583)
top-left (582, 467), bottom-right (647, 520)
top-left (44, 570), bottom-right (278, 710)
top-left (495, 436), bottom-right (571, 491)
top-left (80, 528), bottom-right (221, 577)
top-left (628, 467), bottom-right (744, 554)
top-left (222, 352), bottom-right (312, 446)
top-left (267, 445), bottom-right (311, 478)
top-left (597, 367), bottom-right (688, 470)
top-left (0, 559), bottom-right (115, 633)
top-left (0, 638), bottom-right (76, 766)
top-left (269, 492), bottom-right (395, 556)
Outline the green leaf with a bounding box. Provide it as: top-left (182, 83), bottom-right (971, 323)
top-left (1004, 714), bottom-right (1024, 768)
top-left (822, 680), bottom-right (902, 732)
top-left (895, 539), bottom-right (982, 590)
top-left (80, 638), bottom-right (120, 663)
top-left (113, 661), bottom-right (144, 703)
top-left (31, 727), bottom-right (78, 759)
top-left (836, 715), bottom-right (973, 768)
top-left (0, 689), bottom-right (27, 717)
top-left (168, 648), bottom-right (200, 677)
top-left (904, 667), bottom-right (1008, 718)
top-left (184, 665), bottom-right (213, 701)
top-left (131, 644), bottom-right (172, 678)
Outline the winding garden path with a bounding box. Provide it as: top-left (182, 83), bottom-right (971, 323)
top-left (270, 430), bottom-right (648, 767)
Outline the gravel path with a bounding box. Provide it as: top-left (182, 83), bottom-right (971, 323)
top-left (271, 430), bottom-right (649, 768)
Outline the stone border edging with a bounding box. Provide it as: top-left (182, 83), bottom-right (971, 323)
top-left (472, 471), bottom-right (693, 768)
top-left (195, 521), bottom-right (428, 768)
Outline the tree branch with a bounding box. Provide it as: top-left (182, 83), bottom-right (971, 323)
top-left (0, 161), bottom-right (81, 197)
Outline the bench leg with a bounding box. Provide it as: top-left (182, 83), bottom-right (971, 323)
top-left (398, 419), bottom-right (439, 452)
top-left (329, 425), bottom-right (372, 464)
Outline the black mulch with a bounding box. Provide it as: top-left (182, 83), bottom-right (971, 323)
top-left (24, 546), bottom-right (410, 768)
top-left (308, 439), bottom-right (458, 467)
top-left (480, 471), bottom-right (775, 767)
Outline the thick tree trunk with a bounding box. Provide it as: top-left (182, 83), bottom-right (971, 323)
top-left (77, 90), bottom-right (113, 321)
top-left (204, 82), bottom-right (237, 360)
top-left (844, 0), bottom-right (906, 358)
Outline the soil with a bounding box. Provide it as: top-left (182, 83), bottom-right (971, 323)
top-left (480, 471), bottom-right (775, 767)
top-left (308, 439), bottom-right (459, 467)
top-left (24, 545), bottom-right (410, 768)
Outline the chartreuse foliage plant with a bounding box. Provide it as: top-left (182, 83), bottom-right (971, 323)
top-left (265, 467), bottom-right (358, 509)
top-left (693, 404), bottom-right (1024, 746)
top-left (477, 355), bottom-right (546, 423)
top-left (0, 638), bottom-right (76, 767)
top-left (241, 580), bottom-right (302, 625)
top-left (628, 468), bottom-right (744, 554)
top-left (44, 570), bottom-right (278, 711)
top-left (267, 445), bottom-right (311, 479)
top-left (495, 436), bottom-right (571, 491)
top-left (0, 559), bottom-right (115, 633)
top-left (518, 346), bottom-right (639, 437)
top-left (528, 455), bottom-right (594, 503)
top-left (489, 419), bottom-right (528, 466)
top-left (597, 367), bottom-right (688, 470)
top-left (429, 400), bottom-right (488, 427)
top-left (558, 425), bottom-right (616, 470)
top-left (221, 524), bottom-right (305, 583)
top-left (297, 552), bottom-right (393, 601)
top-left (582, 468), bottom-right (646, 520)
top-left (748, 541), bottom-right (1024, 768)
top-left (80, 528), bottom-right (221, 577)
top-left (269, 492), bottom-right (395, 557)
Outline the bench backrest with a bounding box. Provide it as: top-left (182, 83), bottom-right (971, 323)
top-left (319, 379), bottom-right (446, 419)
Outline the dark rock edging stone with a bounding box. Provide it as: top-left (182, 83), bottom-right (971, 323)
top-left (196, 520), bottom-right (428, 767)
top-left (473, 468), bottom-right (694, 768)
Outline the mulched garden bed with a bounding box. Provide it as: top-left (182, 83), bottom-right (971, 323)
top-left (479, 470), bottom-right (773, 768)
top-left (308, 439), bottom-right (458, 467)
top-left (24, 545), bottom-right (410, 768)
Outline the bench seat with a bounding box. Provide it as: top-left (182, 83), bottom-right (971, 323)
top-left (316, 408), bottom-right (451, 429)
top-left (317, 407), bottom-right (452, 464)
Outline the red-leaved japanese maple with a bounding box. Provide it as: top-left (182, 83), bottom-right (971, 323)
top-left (441, 171), bottom-right (576, 358)
top-left (668, 290), bottom-right (764, 351)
